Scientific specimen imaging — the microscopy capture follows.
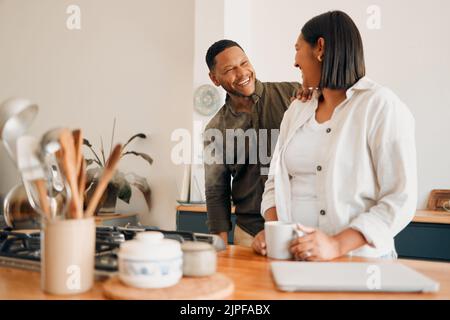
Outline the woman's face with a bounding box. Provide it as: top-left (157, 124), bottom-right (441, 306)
top-left (294, 34), bottom-right (323, 89)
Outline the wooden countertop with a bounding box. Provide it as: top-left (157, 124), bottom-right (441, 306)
top-left (0, 245), bottom-right (449, 299)
top-left (177, 205), bottom-right (450, 225)
top-left (413, 210), bottom-right (450, 224)
top-left (218, 246), bottom-right (450, 300)
top-left (177, 204), bottom-right (236, 214)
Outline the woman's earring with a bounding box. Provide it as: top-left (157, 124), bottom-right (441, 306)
top-left (318, 55), bottom-right (323, 62)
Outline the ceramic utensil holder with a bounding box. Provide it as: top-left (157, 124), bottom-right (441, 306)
top-left (40, 217), bottom-right (95, 295)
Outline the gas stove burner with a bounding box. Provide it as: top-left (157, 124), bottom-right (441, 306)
top-left (0, 231), bottom-right (41, 261)
top-left (0, 225), bottom-right (225, 276)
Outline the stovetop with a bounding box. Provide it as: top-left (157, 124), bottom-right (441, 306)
top-left (0, 225), bottom-right (225, 277)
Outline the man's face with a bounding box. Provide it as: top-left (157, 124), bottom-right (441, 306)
top-left (209, 46), bottom-right (256, 98)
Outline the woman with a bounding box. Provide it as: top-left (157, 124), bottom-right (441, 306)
top-left (252, 11), bottom-right (417, 260)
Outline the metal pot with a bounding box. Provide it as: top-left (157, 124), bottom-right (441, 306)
top-left (3, 183), bottom-right (41, 229)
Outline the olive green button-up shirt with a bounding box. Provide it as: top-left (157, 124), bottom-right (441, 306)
top-left (203, 79), bottom-right (299, 236)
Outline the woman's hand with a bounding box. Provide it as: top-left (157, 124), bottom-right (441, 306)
top-left (289, 224), bottom-right (341, 261)
top-left (252, 230), bottom-right (267, 256)
top-left (290, 86), bottom-right (319, 103)
top-left (253, 207), bottom-right (278, 256)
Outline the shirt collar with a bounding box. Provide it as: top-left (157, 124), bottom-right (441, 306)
top-left (225, 79), bottom-right (264, 115)
top-left (345, 76), bottom-right (375, 99)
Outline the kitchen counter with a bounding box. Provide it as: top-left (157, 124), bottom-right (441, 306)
top-left (0, 245), bottom-right (449, 299)
top-left (177, 205), bottom-right (450, 225)
top-left (177, 207), bottom-right (450, 261)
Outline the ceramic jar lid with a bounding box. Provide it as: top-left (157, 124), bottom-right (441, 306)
top-left (119, 231), bottom-right (182, 260)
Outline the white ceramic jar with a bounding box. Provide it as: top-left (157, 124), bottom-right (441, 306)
top-left (118, 232), bottom-right (183, 288)
top-left (181, 241), bottom-right (217, 277)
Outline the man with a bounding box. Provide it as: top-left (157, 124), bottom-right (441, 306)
top-left (203, 39), bottom-right (309, 248)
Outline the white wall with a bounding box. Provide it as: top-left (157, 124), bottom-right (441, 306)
top-left (249, 0), bottom-right (450, 208)
top-left (0, 0), bottom-right (195, 229)
top-left (1, 0), bottom-right (448, 229)
top-left (190, 0), bottom-right (253, 202)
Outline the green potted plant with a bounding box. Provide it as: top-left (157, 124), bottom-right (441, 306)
top-left (83, 120), bottom-right (153, 215)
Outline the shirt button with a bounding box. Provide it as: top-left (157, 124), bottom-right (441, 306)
top-left (326, 128), bottom-right (332, 133)
top-left (320, 210), bottom-right (326, 216)
top-left (317, 165), bottom-right (322, 172)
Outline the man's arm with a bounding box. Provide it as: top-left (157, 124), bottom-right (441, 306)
top-left (217, 232), bottom-right (228, 244)
top-left (204, 162), bottom-right (232, 242)
top-left (204, 127), bottom-right (232, 244)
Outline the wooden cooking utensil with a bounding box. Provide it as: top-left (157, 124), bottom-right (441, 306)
top-left (72, 129), bottom-right (83, 177)
top-left (78, 157), bottom-right (87, 209)
top-left (34, 179), bottom-right (51, 219)
top-left (59, 128), bottom-right (83, 219)
top-left (85, 144), bottom-right (122, 218)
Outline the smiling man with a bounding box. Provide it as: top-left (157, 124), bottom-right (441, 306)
top-left (203, 39), bottom-right (300, 247)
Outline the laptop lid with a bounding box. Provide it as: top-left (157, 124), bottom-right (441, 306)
top-left (271, 261), bottom-right (440, 293)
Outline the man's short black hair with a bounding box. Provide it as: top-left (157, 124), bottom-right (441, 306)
top-left (301, 11), bottom-right (366, 89)
top-left (206, 40), bottom-right (244, 71)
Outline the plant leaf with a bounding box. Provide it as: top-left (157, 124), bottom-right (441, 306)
top-left (126, 172), bottom-right (151, 210)
top-left (123, 133), bottom-right (147, 150)
top-left (85, 158), bottom-right (102, 167)
top-left (83, 139), bottom-right (103, 167)
top-left (83, 138), bottom-right (93, 147)
top-left (109, 118), bottom-right (116, 159)
top-left (122, 151), bottom-right (153, 166)
top-left (100, 136), bottom-right (106, 166)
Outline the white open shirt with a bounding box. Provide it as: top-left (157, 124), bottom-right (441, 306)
top-left (261, 77), bottom-right (417, 258)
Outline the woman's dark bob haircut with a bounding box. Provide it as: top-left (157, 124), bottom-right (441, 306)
top-left (301, 11), bottom-right (365, 89)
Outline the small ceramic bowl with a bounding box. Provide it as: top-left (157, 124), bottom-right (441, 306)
top-left (181, 241), bottom-right (217, 277)
top-left (118, 231), bottom-right (183, 288)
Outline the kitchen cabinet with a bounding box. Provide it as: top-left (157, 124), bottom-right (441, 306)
top-left (176, 206), bottom-right (450, 262)
top-left (176, 206), bottom-right (236, 243)
top-left (394, 217), bottom-right (450, 262)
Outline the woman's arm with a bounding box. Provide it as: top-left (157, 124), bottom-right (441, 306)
top-left (333, 228), bottom-right (368, 257)
top-left (348, 92), bottom-right (417, 250)
top-left (263, 207), bottom-right (278, 221)
top-left (290, 226), bottom-right (367, 261)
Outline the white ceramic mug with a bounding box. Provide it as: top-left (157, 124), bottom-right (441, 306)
top-left (265, 221), bottom-right (302, 260)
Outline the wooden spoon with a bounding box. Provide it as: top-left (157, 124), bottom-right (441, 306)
top-left (78, 157), bottom-right (86, 210)
top-left (72, 129), bottom-right (83, 177)
top-left (85, 144), bottom-right (122, 218)
top-left (59, 128), bottom-right (83, 219)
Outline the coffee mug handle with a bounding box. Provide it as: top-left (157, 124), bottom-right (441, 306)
top-left (292, 224), bottom-right (305, 238)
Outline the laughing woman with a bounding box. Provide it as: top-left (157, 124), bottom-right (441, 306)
top-left (252, 11), bottom-right (417, 260)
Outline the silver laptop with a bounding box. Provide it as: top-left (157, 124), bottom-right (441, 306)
top-left (271, 261), bottom-right (440, 293)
